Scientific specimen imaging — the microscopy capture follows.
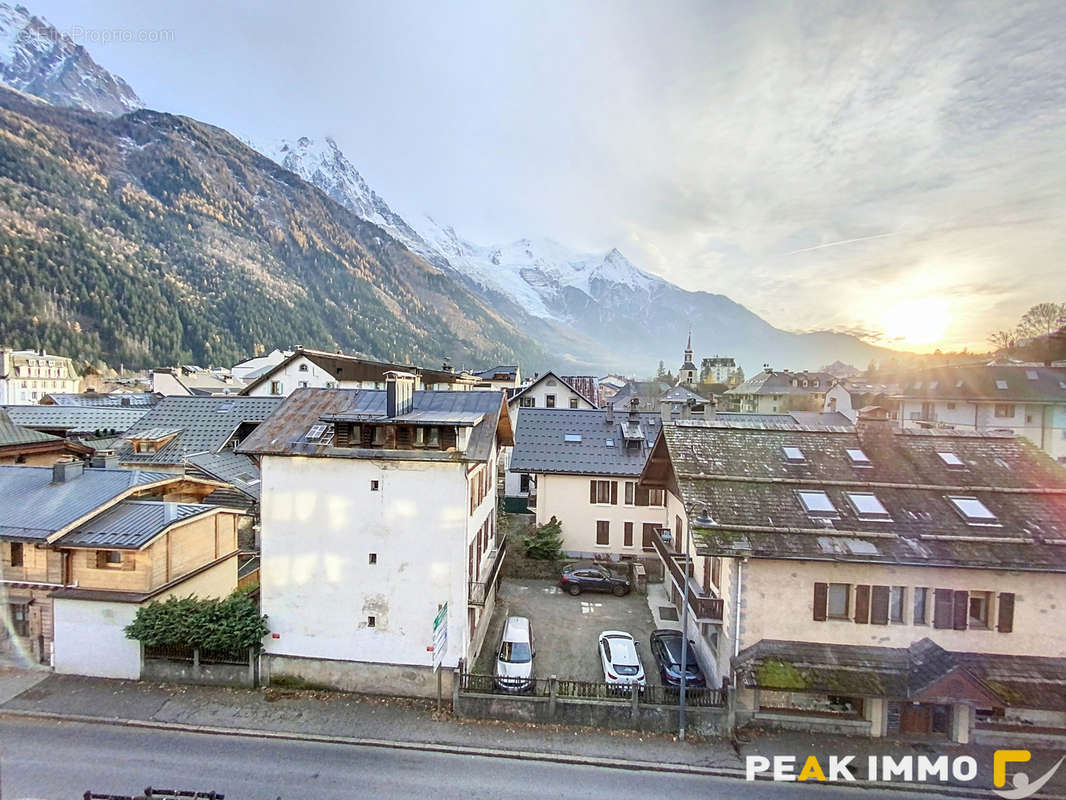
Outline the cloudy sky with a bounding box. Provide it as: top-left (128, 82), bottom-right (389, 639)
top-left (33, 0), bottom-right (1066, 352)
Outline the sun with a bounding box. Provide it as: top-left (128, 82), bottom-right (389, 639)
top-left (879, 297), bottom-right (952, 350)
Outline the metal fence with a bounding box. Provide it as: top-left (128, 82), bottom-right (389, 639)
top-left (143, 643), bottom-right (195, 662)
top-left (198, 647), bottom-right (250, 666)
top-left (143, 645), bottom-right (249, 666)
top-left (459, 670), bottom-right (551, 697)
top-left (460, 669), bottom-right (724, 708)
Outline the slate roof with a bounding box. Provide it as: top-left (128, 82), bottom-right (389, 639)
top-left (652, 419), bottom-right (1066, 571)
top-left (113, 396), bottom-right (283, 466)
top-left (0, 409), bottom-right (61, 447)
top-left (41, 392), bottom-right (159, 408)
top-left (660, 386), bottom-right (708, 404)
top-left (3, 405), bottom-right (148, 434)
top-left (475, 365), bottom-right (518, 381)
top-left (184, 449), bottom-right (263, 501)
top-left (608, 381), bottom-right (671, 412)
top-left (725, 370), bottom-right (835, 396)
top-left (713, 412), bottom-right (852, 430)
top-left (237, 388), bottom-right (508, 464)
top-left (0, 465), bottom-right (176, 542)
top-left (734, 638), bottom-right (1066, 709)
top-left (58, 500), bottom-right (217, 549)
top-left (896, 364), bottom-right (1066, 404)
top-left (510, 408), bottom-right (663, 477)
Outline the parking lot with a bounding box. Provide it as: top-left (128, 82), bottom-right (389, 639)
top-left (474, 577), bottom-right (665, 686)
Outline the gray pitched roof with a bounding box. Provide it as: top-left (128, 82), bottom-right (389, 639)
top-left (59, 500), bottom-right (217, 549)
top-left (0, 409), bottom-right (60, 447)
top-left (654, 419), bottom-right (1066, 572)
top-left (3, 405), bottom-right (148, 434)
top-left (725, 370), bottom-right (835, 396)
top-left (41, 392), bottom-right (159, 407)
top-left (185, 449), bottom-right (262, 500)
top-left (660, 386), bottom-right (708, 404)
top-left (113, 396), bottom-right (283, 466)
top-left (713, 412), bottom-right (853, 430)
top-left (509, 372), bottom-right (597, 408)
top-left (0, 466), bottom-right (175, 542)
top-left (510, 408), bottom-right (663, 477)
top-left (475, 365), bottom-right (518, 380)
top-left (896, 364), bottom-right (1066, 403)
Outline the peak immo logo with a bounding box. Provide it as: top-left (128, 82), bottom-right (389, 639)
top-left (993, 750), bottom-right (1065, 800)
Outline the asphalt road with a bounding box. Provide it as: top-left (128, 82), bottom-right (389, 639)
top-left (0, 717), bottom-right (934, 800)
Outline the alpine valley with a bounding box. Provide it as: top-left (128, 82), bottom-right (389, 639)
top-left (0, 3), bottom-right (891, 374)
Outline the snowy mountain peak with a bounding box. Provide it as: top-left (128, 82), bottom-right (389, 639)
top-left (0, 3), bottom-right (142, 115)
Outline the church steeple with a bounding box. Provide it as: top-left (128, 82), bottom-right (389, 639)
top-left (679, 330), bottom-right (697, 387)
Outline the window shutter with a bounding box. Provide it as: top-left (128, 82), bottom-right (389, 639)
top-left (610, 481), bottom-right (618, 505)
top-left (870, 585), bottom-right (890, 625)
top-left (122, 552), bottom-right (136, 571)
top-left (590, 480), bottom-right (596, 504)
top-left (952, 590), bottom-right (969, 630)
top-left (933, 589), bottom-right (953, 629)
top-left (997, 592), bottom-right (1015, 633)
top-left (853, 585), bottom-right (871, 624)
top-left (635, 486), bottom-right (650, 506)
top-left (813, 582), bottom-right (828, 621)
top-left (96, 550), bottom-right (107, 569)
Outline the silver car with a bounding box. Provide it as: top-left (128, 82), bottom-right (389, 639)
top-left (598, 630), bottom-right (646, 693)
top-left (494, 616), bottom-right (535, 691)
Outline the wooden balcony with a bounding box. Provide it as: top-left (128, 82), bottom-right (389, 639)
top-left (469, 533), bottom-right (508, 607)
top-left (650, 528), bottom-right (724, 623)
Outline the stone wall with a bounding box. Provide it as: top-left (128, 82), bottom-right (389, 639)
top-left (142, 651), bottom-right (256, 688)
top-left (264, 653), bottom-right (454, 699)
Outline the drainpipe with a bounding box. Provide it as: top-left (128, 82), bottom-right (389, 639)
top-left (733, 558), bottom-right (744, 661)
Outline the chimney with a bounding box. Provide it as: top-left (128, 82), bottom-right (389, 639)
top-left (704, 396), bottom-right (717, 422)
top-left (628, 397), bottom-right (641, 422)
top-left (52, 458), bottom-right (84, 483)
top-left (385, 371), bottom-right (415, 418)
top-left (855, 405), bottom-right (894, 453)
top-left (90, 450), bottom-right (120, 470)
top-left (681, 398), bottom-right (695, 420)
top-left (605, 402), bottom-right (614, 424)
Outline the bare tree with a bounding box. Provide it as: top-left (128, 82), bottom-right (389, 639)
top-left (987, 330), bottom-right (1014, 351)
top-left (1016, 302), bottom-right (1066, 341)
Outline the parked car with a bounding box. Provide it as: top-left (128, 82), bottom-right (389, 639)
top-left (597, 630), bottom-right (646, 692)
top-left (494, 616), bottom-right (535, 691)
top-left (559, 562), bottom-right (631, 596)
top-left (649, 629), bottom-right (706, 687)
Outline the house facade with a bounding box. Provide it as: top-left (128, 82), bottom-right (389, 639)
top-left (702, 356), bottom-right (740, 387)
top-left (640, 409), bottom-right (1066, 743)
top-left (238, 375), bottom-right (513, 697)
top-left (0, 348), bottom-right (80, 404)
top-left (723, 368), bottom-right (834, 414)
top-left (896, 365), bottom-right (1066, 463)
top-left (0, 457), bottom-right (241, 675)
top-left (509, 405), bottom-right (669, 558)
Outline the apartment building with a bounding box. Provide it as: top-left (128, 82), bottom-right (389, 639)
top-left (0, 348), bottom-right (80, 404)
top-left (723, 368), bottom-right (834, 414)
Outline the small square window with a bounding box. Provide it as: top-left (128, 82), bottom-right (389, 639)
top-left (797, 490), bottom-right (837, 516)
top-left (782, 446), bottom-right (806, 463)
top-left (569, 397), bottom-right (579, 409)
top-left (995, 380), bottom-right (1009, 390)
top-left (367, 616), bottom-right (376, 628)
top-left (370, 480), bottom-right (380, 491)
top-left (368, 553), bottom-right (377, 565)
top-left (845, 448), bottom-right (871, 467)
top-left (947, 495), bottom-right (999, 525)
top-left (845, 492), bottom-right (891, 520)
top-left (937, 452), bottom-right (965, 469)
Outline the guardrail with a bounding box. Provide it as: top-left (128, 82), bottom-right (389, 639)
top-left (649, 529), bottom-right (724, 622)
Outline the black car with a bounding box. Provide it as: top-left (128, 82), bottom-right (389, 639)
top-left (649, 629), bottom-right (706, 687)
top-left (559, 563), bottom-right (631, 596)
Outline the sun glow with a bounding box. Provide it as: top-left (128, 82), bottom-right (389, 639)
top-left (879, 297), bottom-right (953, 350)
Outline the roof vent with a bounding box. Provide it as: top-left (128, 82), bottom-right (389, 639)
top-left (90, 451), bottom-right (119, 470)
top-left (605, 403), bottom-right (614, 424)
top-left (385, 371), bottom-right (416, 418)
top-left (52, 459), bottom-right (85, 484)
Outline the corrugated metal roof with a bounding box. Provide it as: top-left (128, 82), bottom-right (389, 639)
top-left (185, 449), bottom-right (261, 500)
top-left (0, 409), bottom-right (60, 446)
top-left (510, 408), bottom-right (662, 477)
top-left (41, 392), bottom-right (159, 408)
top-left (3, 405), bottom-right (148, 434)
top-left (59, 500), bottom-right (215, 549)
top-left (0, 466), bottom-right (175, 541)
top-left (112, 396), bottom-right (283, 466)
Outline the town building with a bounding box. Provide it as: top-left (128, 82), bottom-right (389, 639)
top-left (237, 374), bottom-right (513, 697)
top-left (895, 364), bottom-right (1066, 463)
top-left (510, 404), bottom-right (667, 559)
top-left (597, 375), bottom-right (628, 407)
top-left (723, 368), bottom-right (834, 414)
top-left (0, 349), bottom-right (80, 404)
top-left (2, 405), bottom-right (149, 441)
top-left (472, 365), bottom-right (521, 391)
top-left (151, 366), bottom-right (243, 397)
top-left (824, 379), bottom-right (899, 423)
top-left (640, 408), bottom-right (1066, 743)
top-left (239, 346), bottom-right (478, 397)
top-left (0, 410), bottom-right (93, 465)
top-left (702, 355), bottom-right (740, 387)
top-left (678, 333), bottom-right (698, 388)
top-left (0, 456), bottom-right (241, 675)
top-left (658, 386), bottom-right (709, 421)
top-left (230, 349), bottom-right (293, 382)
top-left (605, 380), bottom-right (671, 413)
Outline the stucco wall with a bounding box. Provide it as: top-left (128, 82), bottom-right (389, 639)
top-left (734, 558), bottom-right (1066, 658)
top-left (509, 376), bottom-right (594, 412)
top-left (259, 453), bottom-right (493, 675)
top-left (53, 598), bottom-right (140, 679)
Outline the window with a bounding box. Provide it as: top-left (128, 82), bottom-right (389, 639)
top-left (1026, 370), bottom-right (1039, 380)
top-left (947, 496), bottom-right (998, 525)
top-left (299, 363), bottom-right (309, 372)
top-left (569, 397), bottom-right (579, 409)
top-left (624, 481), bottom-right (635, 505)
top-left (711, 556), bottom-right (721, 588)
top-left (368, 553), bottom-right (377, 565)
top-left (967, 592), bottom-right (991, 628)
top-left (889, 586), bottom-right (904, 623)
top-left (605, 438), bottom-right (614, 447)
top-left (564, 433), bottom-right (582, 442)
top-left (596, 520), bottom-right (610, 546)
top-left (519, 396), bottom-right (535, 408)
top-left (370, 480), bottom-right (380, 491)
top-left (270, 380), bottom-right (283, 394)
top-left (649, 489), bottom-right (665, 507)
top-left (797, 490), bottom-right (837, 517)
top-left (367, 616), bottom-right (376, 628)
top-left (623, 522), bottom-right (634, 547)
top-left (545, 394), bottom-right (556, 408)
top-left (995, 379), bottom-right (1009, 390)
top-left (994, 404), bottom-right (1015, 418)
top-left (946, 402), bottom-right (956, 410)
top-left (519, 473), bottom-right (531, 493)
top-left (9, 542), bottom-right (23, 567)
top-left (845, 492), bottom-right (891, 520)
top-left (827, 584), bottom-right (849, 619)
top-left (845, 448), bottom-right (871, 467)
top-left (937, 451), bottom-right (965, 469)
top-left (913, 587), bottom-right (928, 624)
top-left (782, 446), bottom-right (806, 463)
top-left (590, 480), bottom-right (616, 505)
top-left (9, 604), bottom-right (28, 637)
top-left (305, 423), bottom-right (327, 441)
top-left (96, 550), bottom-right (125, 568)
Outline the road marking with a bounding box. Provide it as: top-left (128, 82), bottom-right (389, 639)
top-left (580, 601), bottom-right (602, 614)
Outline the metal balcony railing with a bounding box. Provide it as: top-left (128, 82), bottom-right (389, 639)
top-left (650, 528), bottom-right (724, 623)
top-left (469, 532), bottom-right (508, 606)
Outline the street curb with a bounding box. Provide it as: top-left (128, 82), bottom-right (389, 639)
top-left (1, 708), bottom-right (1062, 799)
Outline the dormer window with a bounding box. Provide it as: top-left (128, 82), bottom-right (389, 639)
top-left (371, 426), bottom-right (386, 446)
top-left (782, 446), bottom-right (806, 464)
top-left (846, 448), bottom-right (871, 467)
top-left (797, 490), bottom-right (837, 517)
top-left (845, 492), bottom-right (891, 520)
top-left (426, 427), bottom-right (441, 448)
top-left (947, 496), bottom-right (999, 526)
top-left (937, 452), bottom-right (966, 469)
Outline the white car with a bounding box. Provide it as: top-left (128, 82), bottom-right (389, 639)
top-left (598, 630), bottom-right (646, 692)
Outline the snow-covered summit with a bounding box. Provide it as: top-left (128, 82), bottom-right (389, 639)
top-left (0, 3), bottom-right (142, 115)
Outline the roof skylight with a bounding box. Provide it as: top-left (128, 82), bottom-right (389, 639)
top-left (782, 446), bottom-right (806, 463)
top-left (564, 433), bottom-right (582, 442)
top-left (947, 495), bottom-right (999, 525)
top-left (996, 380), bottom-right (1009, 390)
top-left (845, 492), bottom-right (891, 520)
top-left (845, 448), bottom-right (871, 467)
top-left (605, 438), bottom-right (614, 447)
top-left (305, 423), bottom-right (327, 441)
top-left (937, 452), bottom-right (965, 468)
top-left (797, 490), bottom-right (837, 517)
top-left (1026, 370), bottom-right (1039, 380)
